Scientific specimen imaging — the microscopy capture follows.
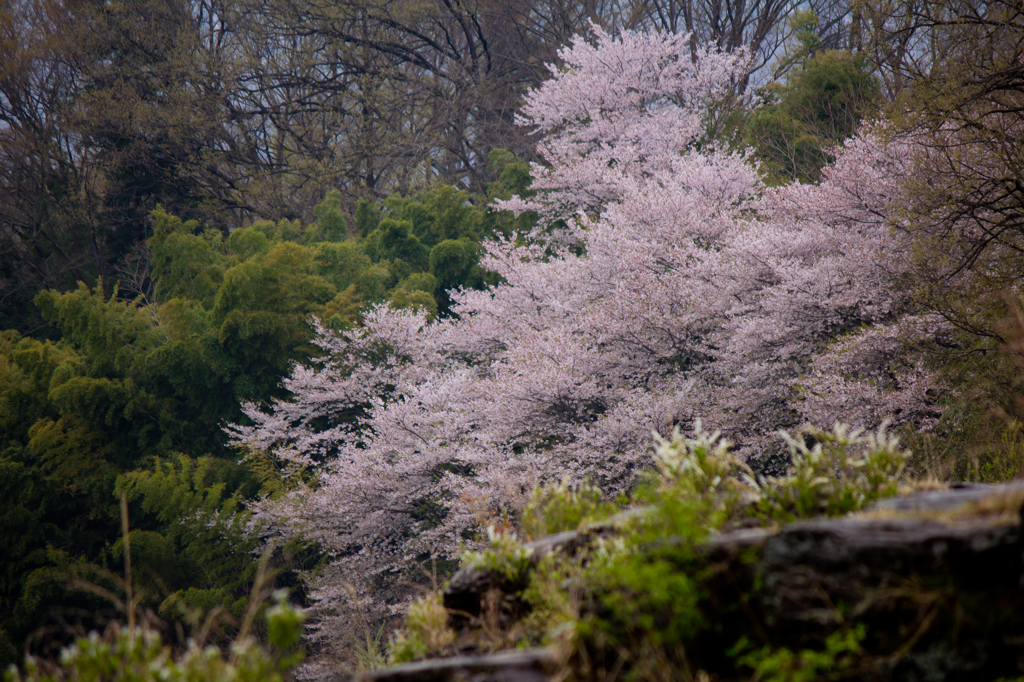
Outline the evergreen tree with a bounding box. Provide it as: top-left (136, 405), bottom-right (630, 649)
top-left (746, 12), bottom-right (881, 183)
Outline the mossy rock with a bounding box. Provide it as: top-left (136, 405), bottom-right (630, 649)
top-left (423, 482), bottom-right (1024, 681)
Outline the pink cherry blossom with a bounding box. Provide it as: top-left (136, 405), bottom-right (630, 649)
top-left (230, 29), bottom-right (950, 665)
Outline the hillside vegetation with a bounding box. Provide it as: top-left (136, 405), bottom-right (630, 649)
top-left (2, 0), bottom-right (1023, 679)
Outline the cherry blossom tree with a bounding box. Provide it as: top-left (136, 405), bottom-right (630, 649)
top-left (498, 24), bottom-right (750, 221)
top-left (723, 128), bottom-right (950, 447)
top-left (230, 26), bottom-right (948, 667)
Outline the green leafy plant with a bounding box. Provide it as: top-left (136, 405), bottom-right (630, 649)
top-left (570, 492), bottom-right (709, 681)
top-left (735, 624), bottom-right (867, 682)
top-left (387, 594), bottom-right (455, 665)
top-left (5, 590), bottom-right (305, 682)
top-left (757, 423), bottom-right (911, 523)
top-left (460, 528), bottom-right (533, 582)
top-left (651, 422), bottom-right (759, 523)
top-left (519, 553), bottom-right (584, 649)
top-left (520, 479), bottom-right (618, 541)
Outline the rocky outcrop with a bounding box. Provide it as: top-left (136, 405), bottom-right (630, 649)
top-left (355, 649), bottom-right (558, 682)
top-left (371, 482), bottom-right (1024, 681)
top-left (745, 482), bottom-right (1024, 680)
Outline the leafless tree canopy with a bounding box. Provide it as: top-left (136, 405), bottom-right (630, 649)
top-left (17, 0), bottom-right (1019, 332)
